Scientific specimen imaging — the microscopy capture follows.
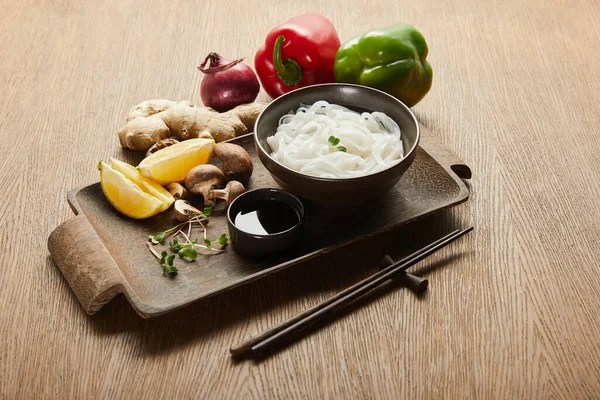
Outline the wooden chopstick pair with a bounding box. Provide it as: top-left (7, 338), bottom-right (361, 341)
top-left (230, 227), bottom-right (474, 359)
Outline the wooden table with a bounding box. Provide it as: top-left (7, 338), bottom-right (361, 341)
top-left (2, 0), bottom-right (599, 398)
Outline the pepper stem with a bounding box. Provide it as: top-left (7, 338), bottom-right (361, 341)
top-left (273, 36), bottom-right (302, 86)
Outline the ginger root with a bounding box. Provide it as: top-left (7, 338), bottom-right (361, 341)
top-left (117, 100), bottom-right (266, 151)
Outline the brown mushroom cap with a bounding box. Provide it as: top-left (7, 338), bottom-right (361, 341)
top-left (166, 182), bottom-right (188, 200)
top-left (211, 181), bottom-right (246, 206)
top-left (214, 143), bottom-right (253, 186)
top-left (173, 199), bottom-right (202, 221)
top-left (184, 164), bottom-right (225, 207)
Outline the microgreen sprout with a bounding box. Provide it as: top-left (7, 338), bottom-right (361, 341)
top-left (178, 246), bottom-right (198, 261)
top-left (328, 135), bottom-right (347, 152)
top-left (169, 238), bottom-right (182, 253)
top-left (217, 233), bottom-right (228, 246)
top-left (204, 233), bottom-right (228, 249)
top-left (160, 251), bottom-right (178, 275)
top-left (148, 220), bottom-right (189, 244)
top-left (147, 206), bottom-right (227, 276)
top-left (149, 231), bottom-right (167, 245)
top-left (175, 238), bottom-right (198, 261)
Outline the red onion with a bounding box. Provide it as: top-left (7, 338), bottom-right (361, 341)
top-left (198, 52), bottom-right (260, 112)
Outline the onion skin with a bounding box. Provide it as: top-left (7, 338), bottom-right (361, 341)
top-left (198, 53), bottom-right (260, 112)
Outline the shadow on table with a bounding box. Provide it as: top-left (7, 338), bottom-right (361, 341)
top-left (47, 209), bottom-right (471, 359)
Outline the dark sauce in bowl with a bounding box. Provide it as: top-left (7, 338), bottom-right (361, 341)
top-left (234, 200), bottom-right (300, 235)
top-left (227, 188), bottom-right (305, 257)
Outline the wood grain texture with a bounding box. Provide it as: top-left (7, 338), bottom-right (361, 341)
top-left (1, 0), bottom-right (600, 398)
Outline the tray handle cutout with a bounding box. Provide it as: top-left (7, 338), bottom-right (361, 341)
top-left (419, 126), bottom-right (472, 179)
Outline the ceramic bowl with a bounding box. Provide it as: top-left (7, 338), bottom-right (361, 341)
top-left (253, 83), bottom-right (420, 209)
top-left (227, 188), bottom-right (305, 258)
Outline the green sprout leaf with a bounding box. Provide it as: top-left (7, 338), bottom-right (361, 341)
top-left (169, 238), bottom-right (182, 253)
top-left (148, 212), bottom-right (231, 276)
top-left (337, 146), bottom-right (347, 152)
top-left (328, 136), bottom-right (340, 146)
top-left (204, 234), bottom-right (228, 248)
top-left (178, 247), bottom-right (198, 261)
top-left (216, 233), bottom-right (228, 246)
top-left (163, 264), bottom-right (178, 273)
top-left (160, 251), bottom-right (178, 275)
top-left (149, 231), bottom-right (167, 245)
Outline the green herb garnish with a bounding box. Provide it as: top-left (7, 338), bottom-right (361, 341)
top-left (178, 247), bottom-right (198, 261)
top-left (170, 237), bottom-right (198, 261)
top-left (204, 234), bottom-right (228, 248)
top-left (148, 207), bottom-right (226, 276)
top-left (149, 220), bottom-right (191, 245)
top-left (328, 136), bottom-right (347, 152)
top-left (149, 231), bottom-right (167, 245)
top-left (169, 237), bottom-right (182, 253)
top-left (160, 251), bottom-right (178, 275)
top-left (216, 233), bottom-right (228, 246)
top-left (328, 135), bottom-right (340, 146)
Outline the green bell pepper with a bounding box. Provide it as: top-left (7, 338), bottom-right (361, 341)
top-left (334, 23), bottom-right (432, 107)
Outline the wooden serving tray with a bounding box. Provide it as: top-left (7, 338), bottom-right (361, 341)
top-left (48, 126), bottom-right (471, 318)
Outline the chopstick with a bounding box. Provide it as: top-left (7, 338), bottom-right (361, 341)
top-left (230, 227), bottom-right (473, 359)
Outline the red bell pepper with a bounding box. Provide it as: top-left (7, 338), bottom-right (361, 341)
top-left (254, 13), bottom-right (341, 99)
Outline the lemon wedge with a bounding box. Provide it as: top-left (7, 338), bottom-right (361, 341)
top-left (110, 158), bottom-right (174, 211)
top-left (98, 161), bottom-right (164, 219)
top-left (138, 138), bottom-right (215, 184)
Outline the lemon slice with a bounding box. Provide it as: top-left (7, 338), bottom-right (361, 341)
top-left (138, 138), bottom-right (215, 184)
top-left (98, 161), bottom-right (164, 219)
top-left (110, 158), bottom-right (174, 211)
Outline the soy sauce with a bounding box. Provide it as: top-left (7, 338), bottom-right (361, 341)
top-left (233, 199), bottom-right (300, 235)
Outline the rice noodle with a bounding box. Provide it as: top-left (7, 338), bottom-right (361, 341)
top-left (267, 101), bottom-right (403, 179)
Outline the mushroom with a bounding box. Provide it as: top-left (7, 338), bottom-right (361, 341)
top-left (173, 199), bottom-right (203, 221)
top-left (166, 182), bottom-right (188, 200)
top-left (184, 164), bottom-right (225, 207)
top-left (146, 138), bottom-right (180, 157)
top-left (210, 181), bottom-right (246, 206)
top-left (214, 143), bottom-right (253, 186)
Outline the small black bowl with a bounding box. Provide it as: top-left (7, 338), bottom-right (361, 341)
top-left (227, 188), bottom-right (305, 258)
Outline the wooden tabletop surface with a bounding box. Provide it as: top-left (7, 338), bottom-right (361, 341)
top-left (2, 0), bottom-right (600, 398)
